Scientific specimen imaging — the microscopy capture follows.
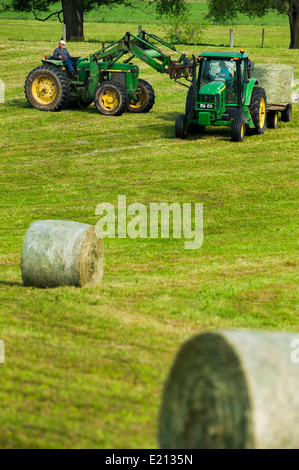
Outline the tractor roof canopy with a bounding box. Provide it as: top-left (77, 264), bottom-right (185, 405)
top-left (199, 51), bottom-right (249, 60)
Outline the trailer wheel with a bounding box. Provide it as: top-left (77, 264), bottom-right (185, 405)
top-left (248, 86), bottom-right (267, 135)
top-left (267, 110), bottom-right (279, 129)
top-left (127, 79), bottom-right (155, 113)
top-left (175, 114), bottom-right (188, 139)
top-left (94, 81), bottom-right (128, 116)
top-left (25, 65), bottom-right (70, 111)
top-left (231, 114), bottom-right (245, 142)
top-left (281, 104), bottom-right (292, 123)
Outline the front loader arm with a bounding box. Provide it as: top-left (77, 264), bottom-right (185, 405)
top-left (92, 31), bottom-right (195, 84)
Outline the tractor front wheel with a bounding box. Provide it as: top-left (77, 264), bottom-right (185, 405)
top-left (231, 114), bottom-right (245, 142)
top-left (127, 79), bottom-right (155, 113)
top-left (94, 81), bottom-right (128, 116)
top-left (175, 114), bottom-right (188, 139)
top-left (248, 86), bottom-right (267, 135)
top-left (25, 65), bottom-right (70, 111)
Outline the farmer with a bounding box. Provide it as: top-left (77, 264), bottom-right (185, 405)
top-left (215, 61), bottom-right (231, 86)
top-left (53, 40), bottom-right (77, 79)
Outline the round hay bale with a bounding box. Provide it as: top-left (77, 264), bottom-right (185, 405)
top-left (21, 220), bottom-right (103, 288)
top-left (158, 329), bottom-right (299, 449)
top-left (252, 65), bottom-right (294, 104)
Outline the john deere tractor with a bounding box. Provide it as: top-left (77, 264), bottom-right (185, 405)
top-left (175, 49), bottom-right (269, 142)
top-left (24, 31), bottom-right (193, 116)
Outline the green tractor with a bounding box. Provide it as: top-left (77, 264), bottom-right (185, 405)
top-left (175, 49), bottom-right (291, 142)
top-left (24, 31), bottom-right (193, 116)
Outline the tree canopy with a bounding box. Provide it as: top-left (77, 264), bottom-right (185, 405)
top-left (207, 0), bottom-right (299, 48)
top-left (0, 0), bottom-right (189, 40)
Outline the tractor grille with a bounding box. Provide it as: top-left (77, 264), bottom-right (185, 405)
top-left (198, 93), bottom-right (215, 103)
top-left (111, 72), bottom-right (126, 88)
top-left (197, 92), bottom-right (219, 109)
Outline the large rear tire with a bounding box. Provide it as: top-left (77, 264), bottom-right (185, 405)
top-left (94, 81), bottom-right (128, 116)
top-left (127, 79), bottom-right (155, 113)
top-left (25, 65), bottom-right (70, 111)
top-left (185, 85), bottom-right (194, 115)
top-left (247, 86), bottom-right (267, 135)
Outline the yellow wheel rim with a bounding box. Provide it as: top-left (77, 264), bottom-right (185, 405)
top-left (241, 124), bottom-right (244, 139)
top-left (32, 75), bottom-right (57, 104)
top-left (129, 90), bottom-right (146, 109)
top-left (259, 97), bottom-right (266, 128)
top-left (99, 90), bottom-right (119, 110)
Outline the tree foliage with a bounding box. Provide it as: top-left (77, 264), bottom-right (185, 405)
top-left (207, 0), bottom-right (291, 23)
top-left (0, 0), bottom-right (188, 19)
top-left (206, 0), bottom-right (299, 48)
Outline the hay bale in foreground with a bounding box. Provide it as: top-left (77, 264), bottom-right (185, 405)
top-left (159, 329), bottom-right (299, 449)
top-left (21, 220), bottom-right (103, 288)
top-left (252, 65), bottom-right (294, 104)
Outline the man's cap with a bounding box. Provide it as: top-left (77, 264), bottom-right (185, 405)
top-left (59, 40), bottom-right (66, 45)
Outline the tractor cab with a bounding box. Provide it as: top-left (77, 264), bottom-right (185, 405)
top-left (197, 50), bottom-right (251, 110)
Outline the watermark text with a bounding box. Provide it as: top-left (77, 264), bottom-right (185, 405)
top-left (290, 338), bottom-right (299, 364)
top-left (95, 195), bottom-right (203, 250)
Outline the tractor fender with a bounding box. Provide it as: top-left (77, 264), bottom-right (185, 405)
top-left (42, 59), bottom-right (64, 67)
top-left (244, 78), bottom-right (258, 106)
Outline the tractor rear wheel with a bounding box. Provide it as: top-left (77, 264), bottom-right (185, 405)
top-left (231, 114), bottom-right (245, 142)
top-left (127, 79), bottom-right (155, 113)
top-left (175, 114), bottom-right (188, 139)
top-left (25, 65), bottom-right (70, 111)
top-left (185, 85), bottom-right (195, 115)
top-left (267, 110), bottom-right (279, 129)
top-left (281, 104), bottom-right (292, 122)
top-left (94, 81), bottom-right (128, 116)
top-left (247, 86), bottom-right (267, 135)
top-left (185, 85), bottom-right (205, 134)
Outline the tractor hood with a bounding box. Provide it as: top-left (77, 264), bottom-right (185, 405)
top-left (199, 81), bottom-right (226, 95)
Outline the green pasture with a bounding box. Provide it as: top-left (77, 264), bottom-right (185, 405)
top-left (0, 13), bottom-right (298, 449)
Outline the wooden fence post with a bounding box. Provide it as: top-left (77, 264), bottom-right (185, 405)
top-left (229, 29), bottom-right (234, 48)
top-left (262, 28), bottom-right (265, 48)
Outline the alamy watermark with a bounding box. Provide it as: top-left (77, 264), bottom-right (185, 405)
top-left (290, 339), bottom-right (299, 364)
top-left (0, 79), bottom-right (5, 103)
top-left (95, 195), bottom-right (203, 250)
top-left (0, 340), bottom-right (4, 364)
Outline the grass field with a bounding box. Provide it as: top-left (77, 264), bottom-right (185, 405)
top-left (0, 7), bottom-right (298, 449)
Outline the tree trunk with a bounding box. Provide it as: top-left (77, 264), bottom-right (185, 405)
top-left (61, 0), bottom-right (84, 41)
top-left (288, 0), bottom-right (299, 48)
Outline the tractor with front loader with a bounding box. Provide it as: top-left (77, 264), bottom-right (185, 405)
top-left (24, 30), bottom-right (194, 116)
top-left (175, 49), bottom-right (292, 142)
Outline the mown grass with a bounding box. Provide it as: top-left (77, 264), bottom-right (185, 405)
top-left (0, 15), bottom-right (298, 449)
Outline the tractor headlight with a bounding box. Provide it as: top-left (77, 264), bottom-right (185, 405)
top-left (200, 104), bottom-right (206, 108)
top-left (207, 104), bottom-right (214, 109)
